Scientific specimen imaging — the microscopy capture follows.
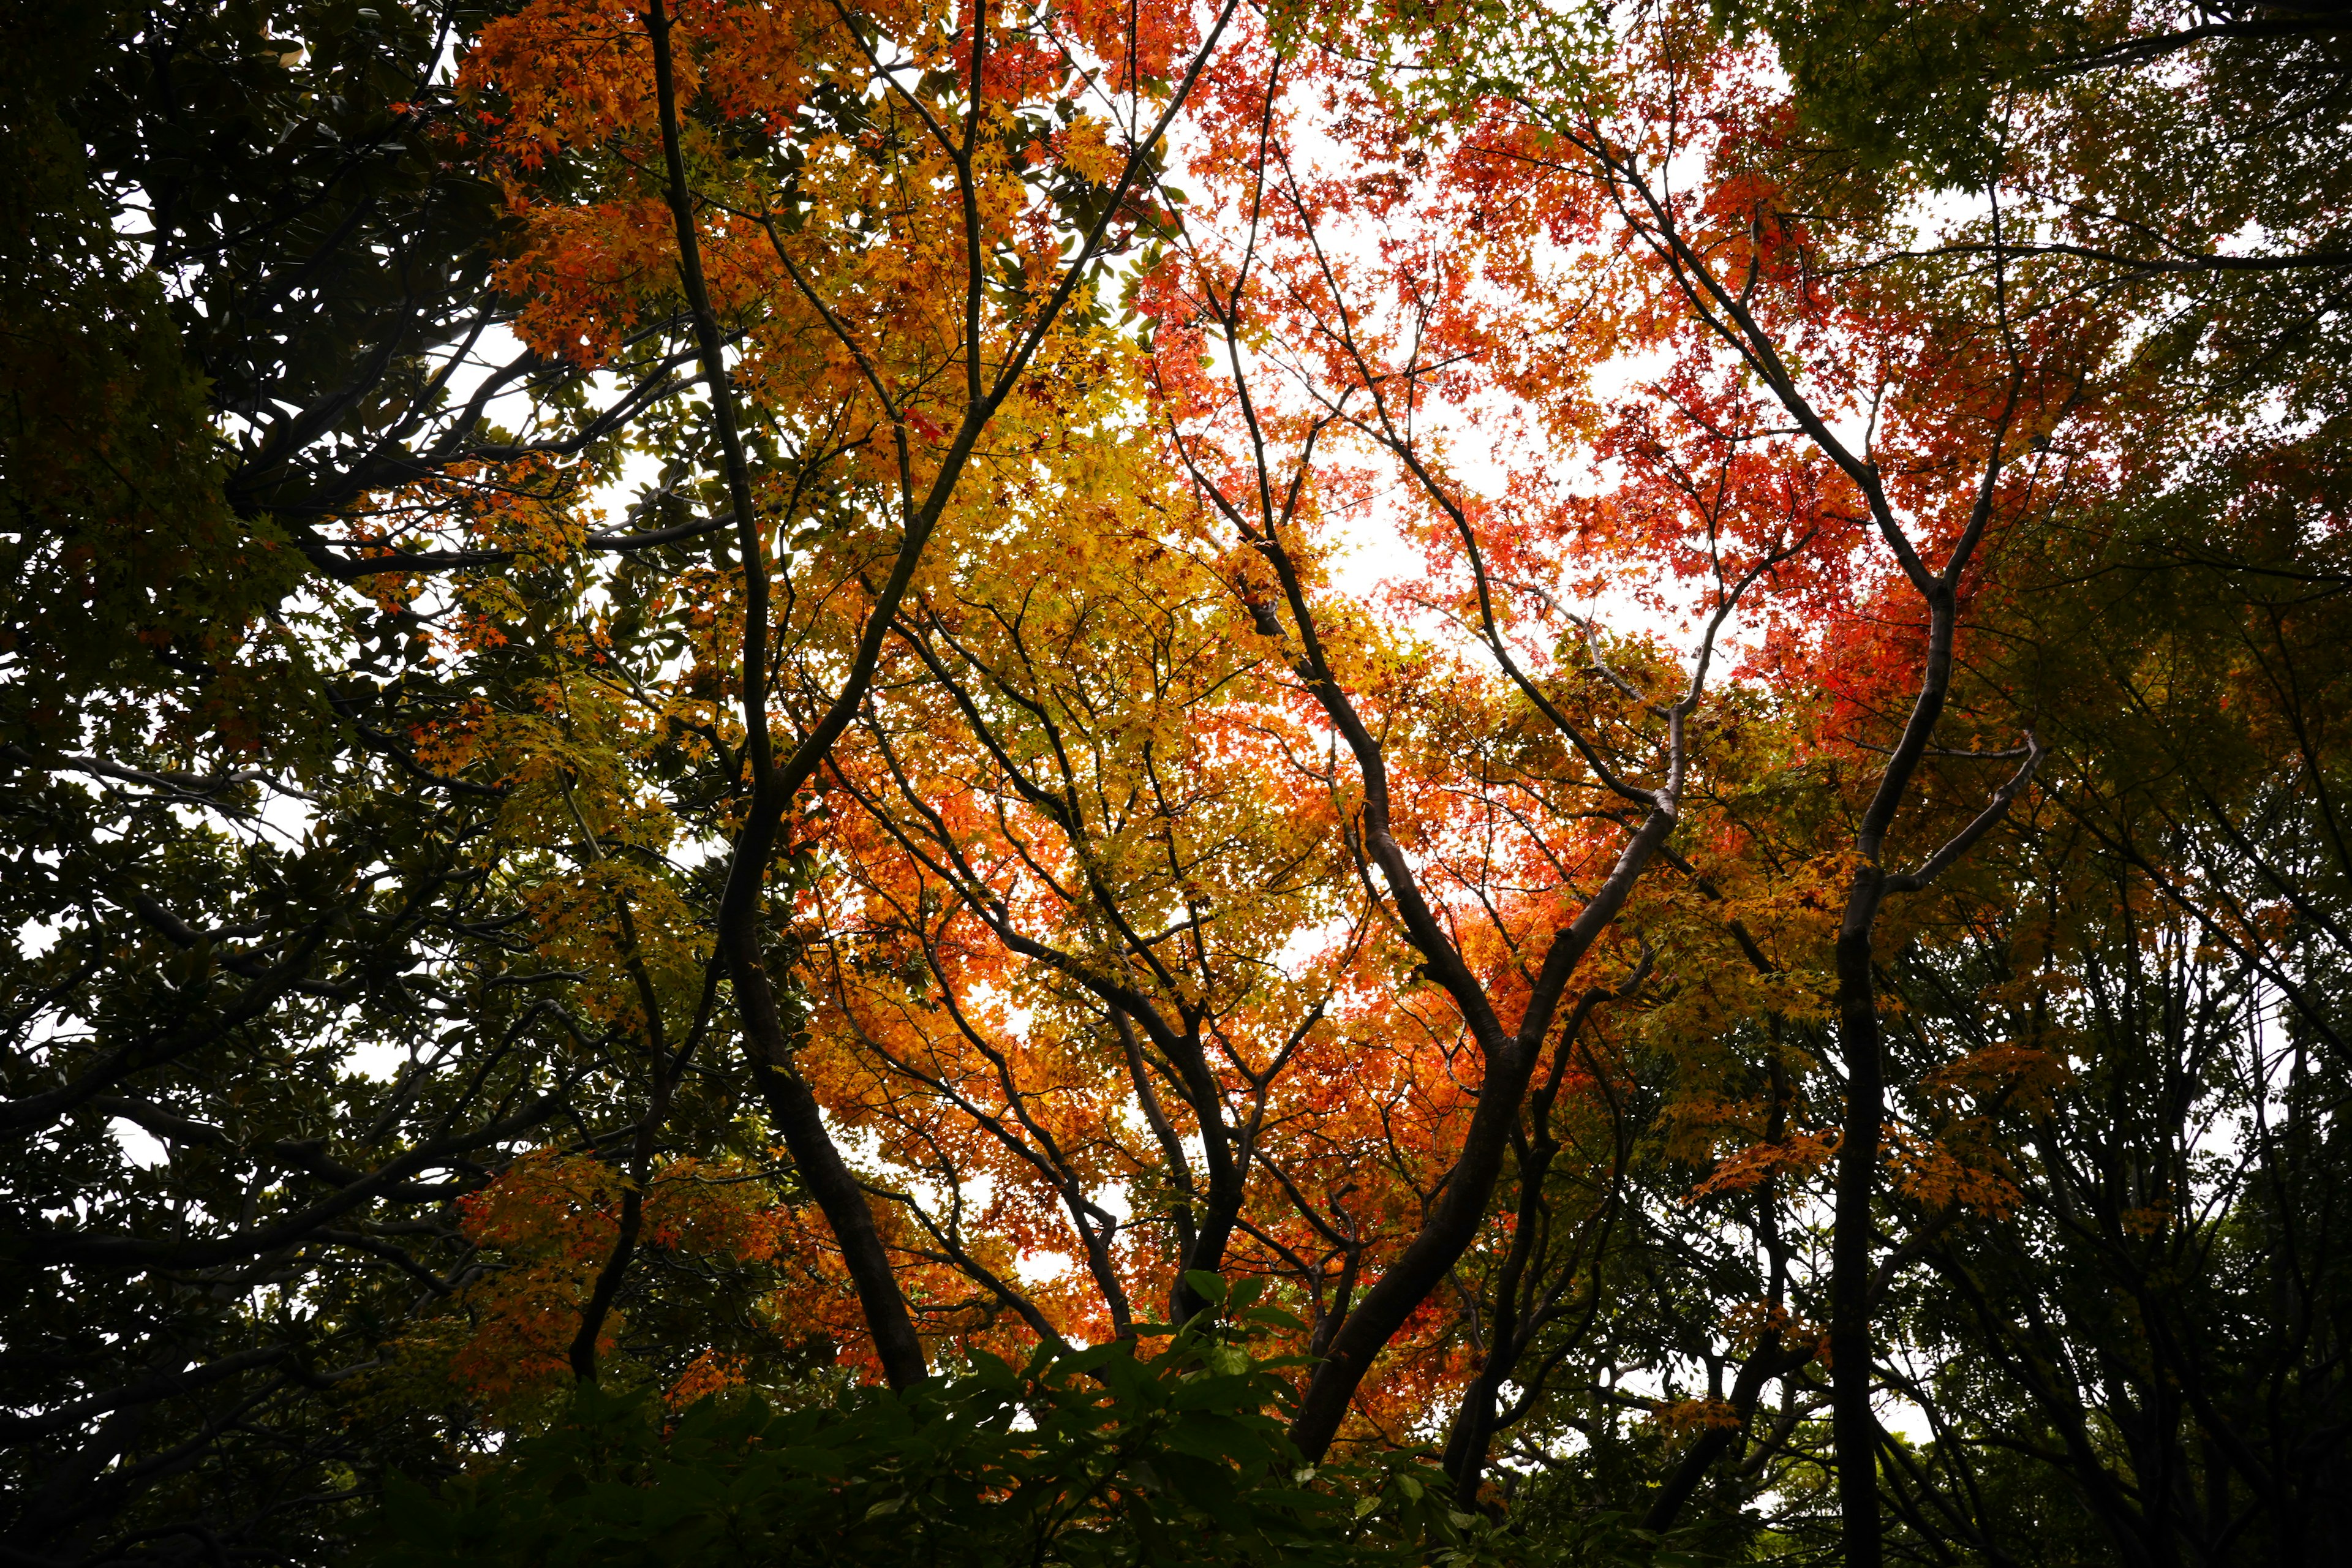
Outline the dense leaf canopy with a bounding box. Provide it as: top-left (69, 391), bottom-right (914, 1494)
top-left (3, 1), bottom-right (2348, 1565)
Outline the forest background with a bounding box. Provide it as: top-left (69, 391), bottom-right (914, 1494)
top-left (3, 0), bottom-right (2348, 1564)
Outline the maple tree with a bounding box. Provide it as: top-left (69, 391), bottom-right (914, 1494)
top-left (6, 0), bottom-right (2351, 1564)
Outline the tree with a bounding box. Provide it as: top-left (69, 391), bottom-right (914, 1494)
top-left (3, 0), bottom-right (1240, 1553)
top-left (1, 3), bottom-right (639, 1555)
top-left (9, 0), bottom-right (2352, 1563)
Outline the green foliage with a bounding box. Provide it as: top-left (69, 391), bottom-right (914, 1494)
top-left (0, 2), bottom-right (302, 751)
top-left (364, 1301), bottom-right (1499, 1568)
top-left (1260, 0), bottom-right (1615, 125)
top-left (0, 6), bottom-right (652, 1561)
top-left (1713, 0), bottom-right (2090, 183)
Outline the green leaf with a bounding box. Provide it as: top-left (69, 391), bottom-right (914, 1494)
top-left (1182, 1269), bottom-right (1228, 1306)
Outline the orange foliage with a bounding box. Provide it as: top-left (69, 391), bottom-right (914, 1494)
top-left (419, 0), bottom-right (2119, 1460)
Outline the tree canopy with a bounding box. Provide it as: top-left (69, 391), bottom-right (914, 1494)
top-left (4, 1), bottom-right (2348, 1564)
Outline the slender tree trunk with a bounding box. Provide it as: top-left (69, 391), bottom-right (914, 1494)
top-left (1443, 990), bottom-right (1630, 1504)
top-left (1441, 1158), bottom-right (1536, 1504)
top-left (731, 919), bottom-right (932, 1385)
top-left (1278, 675), bottom-right (1686, 1458)
top-left (1165, 1031), bottom-right (1249, 1321)
top-left (568, 862), bottom-right (684, 1383)
top-left (1289, 1031), bottom-right (1544, 1458)
top-left (643, 0), bottom-right (928, 1389)
top-left (1643, 1334), bottom-right (1797, 1532)
top-left (1645, 1039), bottom-right (1796, 1532)
top-left (1830, 865), bottom-right (1889, 1568)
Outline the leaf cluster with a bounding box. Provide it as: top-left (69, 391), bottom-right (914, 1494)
top-left (366, 1291), bottom-right (1492, 1568)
